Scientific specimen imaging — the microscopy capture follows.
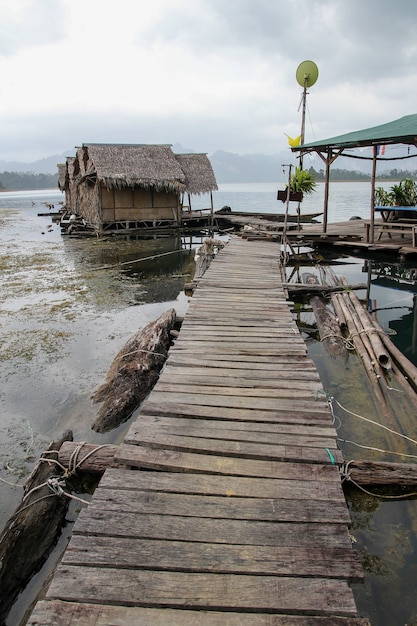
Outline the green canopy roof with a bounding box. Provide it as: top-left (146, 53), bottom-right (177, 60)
top-left (292, 114), bottom-right (417, 152)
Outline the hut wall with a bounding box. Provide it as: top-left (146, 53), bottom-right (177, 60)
top-left (65, 160), bottom-right (77, 212)
top-left (76, 180), bottom-right (101, 229)
top-left (100, 187), bottom-right (180, 224)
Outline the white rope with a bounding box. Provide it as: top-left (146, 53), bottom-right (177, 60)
top-left (0, 475), bottom-right (23, 488)
top-left (331, 397), bottom-right (417, 448)
top-left (116, 347), bottom-right (167, 361)
top-left (338, 437), bottom-right (417, 460)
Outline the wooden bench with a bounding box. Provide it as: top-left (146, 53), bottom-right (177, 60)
top-left (365, 221), bottom-right (417, 246)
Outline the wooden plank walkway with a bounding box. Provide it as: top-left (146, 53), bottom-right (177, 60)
top-left (29, 236), bottom-right (369, 625)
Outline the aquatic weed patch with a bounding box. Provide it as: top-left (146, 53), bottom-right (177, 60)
top-left (0, 328), bottom-right (72, 367)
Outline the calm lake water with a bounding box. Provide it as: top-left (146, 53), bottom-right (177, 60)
top-left (1, 183), bottom-right (417, 625)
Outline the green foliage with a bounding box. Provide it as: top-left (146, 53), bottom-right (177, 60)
top-left (309, 167), bottom-right (417, 182)
top-left (374, 178), bottom-right (417, 207)
top-left (0, 171), bottom-right (58, 191)
top-left (309, 167), bottom-right (370, 181)
top-left (374, 187), bottom-right (393, 206)
top-left (289, 167), bottom-right (317, 195)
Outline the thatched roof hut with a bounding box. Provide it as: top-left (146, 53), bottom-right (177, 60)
top-left (59, 144), bottom-right (218, 233)
top-left (75, 144), bottom-right (187, 193)
top-left (174, 153), bottom-right (218, 195)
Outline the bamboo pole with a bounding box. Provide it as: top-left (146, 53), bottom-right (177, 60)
top-left (340, 277), bottom-right (390, 369)
top-left (346, 288), bottom-right (391, 370)
top-left (330, 292), bottom-right (347, 330)
top-left (334, 292), bottom-right (391, 414)
top-left (372, 318), bottom-right (417, 393)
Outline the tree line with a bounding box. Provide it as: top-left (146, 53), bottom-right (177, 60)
top-left (0, 171), bottom-right (58, 191)
top-left (308, 167), bottom-right (417, 181)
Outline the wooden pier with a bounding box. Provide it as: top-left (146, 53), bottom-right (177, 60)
top-left (29, 236), bottom-right (369, 625)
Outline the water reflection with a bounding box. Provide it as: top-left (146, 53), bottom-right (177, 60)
top-left (61, 234), bottom-right (199, 307)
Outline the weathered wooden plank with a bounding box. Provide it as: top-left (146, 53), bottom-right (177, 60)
top-left (45, 566), bottom-right (358, 615)
top-left (171, 345), bottom-right (308, 356)
top-left (100, 469), bottom-right (346, 501)
top-left (191, 287), bottom-right (286, 294)
top-left (162, 364), bottom-right (321, 380)
top-left (180, 328), bottom-right (299, 337)
top-left (142, 388), bottom-right (331, 421)
top-left (198, 281), bottom-right (283, 288)
top-left (187, 301), bottom-right (290, 309)
top-left (28, 601), bottom-right (372, 626)
top-left (185, 310), bottom-right (293, 320)
top-left (134, 414), bottom-right (337, 438)
top-left (115, 444), bottom-right (342, 476)
top-left (166, 354), bottom-right (317, 368)
top-left (175, 335), bottom-right (306, 345)
top-left (181, 312), bottom-right (294, 320)
top-left (74, 509), bottom-right (352, 548)
top-left (150, 387), bottom-right (319, 404)
top-left (181, 321), bottom-right (298, 331)
top-left (88, 487), bottom-right (351, 523)
top-left (128, 420), bottom-right (338, 448)
top-left (158, 374), bottom-right (322, 392)
top-left (62, 534), bottom-right (362, 579)
top-left (177, 329), bottom-right (302, 339)
top-left (123, 429), bottom-right (342, 464)
top-left (142, 394), bottom-right (331, 426)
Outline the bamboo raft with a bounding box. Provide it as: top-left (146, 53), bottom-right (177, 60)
top-left (29, 236), bottom-right (370, 625)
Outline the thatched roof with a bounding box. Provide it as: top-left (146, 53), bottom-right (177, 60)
top-left (174, 153), bottom-right (218, 195)
top-left (57, 164), bottom-right (66, 191)
top-left (80, 144), bottom-right (187, 193)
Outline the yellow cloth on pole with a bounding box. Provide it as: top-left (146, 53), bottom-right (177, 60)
top-left (285, 134), bottom-right (301, 147)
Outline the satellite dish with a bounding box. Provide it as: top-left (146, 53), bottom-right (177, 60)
top-left (296, 60), bottom-right (319, 88)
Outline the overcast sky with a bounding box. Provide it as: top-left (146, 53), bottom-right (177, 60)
top-left (0, 0), bottom-right (416, 162)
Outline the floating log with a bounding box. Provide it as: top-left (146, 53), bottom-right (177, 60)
top-left (194, 238), bottom-right (225, 280)
top-left (0, 431), bottom-right (73, 625)
top-left (91, 308), bottom-right (177, 433)
top-left (285, 283), bottom-right (367, 296)
top-left (343, 460), bottom-right (417, 487)
top-left (301, 273), bottom-right (348, 362)
top-left (58, 442), bottom-right (417, 490)
top-left (184, 239), bottom-right (225, 295)
top-left (59, 441), bottom-right (120, 474)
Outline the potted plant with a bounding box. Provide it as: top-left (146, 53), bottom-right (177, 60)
top-left (374, 178), bottom-right (417, 207)
top-left (277, 167), bottom-right (317, 203)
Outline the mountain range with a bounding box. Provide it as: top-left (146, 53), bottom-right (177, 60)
top-left (0, 145), bottom-right (403, 184)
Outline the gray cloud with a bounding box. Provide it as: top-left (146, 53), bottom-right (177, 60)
top-left (0, 0), bottom-right (66, 56)
top-left (0, 0), bottom-right (416, 162)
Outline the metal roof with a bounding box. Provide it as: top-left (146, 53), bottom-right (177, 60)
top-left (292, 114), bottom-right (417, 152)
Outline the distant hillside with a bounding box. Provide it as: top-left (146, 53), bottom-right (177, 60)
top-left (1, 147), bottom-right (415, 187)
top-left (0, 171), bottom-right (58, 190)
top-left (0, 150), bottom-right (74, 175)
top-left (209, 150), bottom-right (288, 183)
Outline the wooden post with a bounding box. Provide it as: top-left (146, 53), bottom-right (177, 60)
top-left (323, 151), bottom-right (331, 233)
top-left (369, 145), bottom-right (378, 243)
